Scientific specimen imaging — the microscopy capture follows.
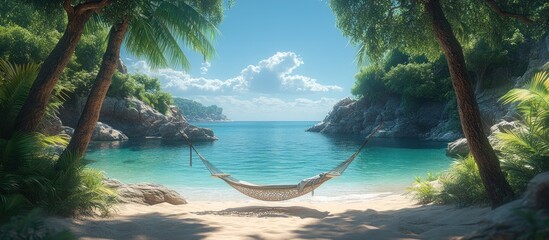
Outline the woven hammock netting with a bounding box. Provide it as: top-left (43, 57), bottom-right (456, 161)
top-left (185, 125), bottom-right (379, 201)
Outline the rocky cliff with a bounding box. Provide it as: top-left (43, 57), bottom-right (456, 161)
top-left (308, 37), bottom-right (548, 142)
top-left (59, 97), bottom-right (217, 142)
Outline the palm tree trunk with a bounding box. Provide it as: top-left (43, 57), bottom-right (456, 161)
top-left (63, 18), bottom-right (130, 159)
top-left (10, 0), bottom-right (110, 136)
top-left (423, 0), bottom-right (514, 208)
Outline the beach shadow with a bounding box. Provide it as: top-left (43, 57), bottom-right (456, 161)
top-left (292, 204), bottom-right (489, 240)
top-left (59, 212), bottom-right (219, 240)
top-left (193, 206), bottom-right (330, 219)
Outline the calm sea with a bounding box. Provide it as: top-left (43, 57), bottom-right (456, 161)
top-left (86, 121), bottom-right (452, 201)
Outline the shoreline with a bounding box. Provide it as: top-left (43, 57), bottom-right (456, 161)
top-left (47, 193), bottom-right (490, 240)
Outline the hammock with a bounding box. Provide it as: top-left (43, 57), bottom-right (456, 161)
top-left (184, 126), bottom-right (380, 201)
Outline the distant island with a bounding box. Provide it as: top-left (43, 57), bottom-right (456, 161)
top-left (173, 98), bottom-right (229, 122)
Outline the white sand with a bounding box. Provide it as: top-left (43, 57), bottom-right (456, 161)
top-left (48, 194), bottom-right (490, 240)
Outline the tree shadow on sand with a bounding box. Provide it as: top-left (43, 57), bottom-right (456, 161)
top-left (193, 206), bottom-right (330, 219)
top-left (51, 212), bottom-right (219, 240)
top-left (292, 204), bottom-right (489, 240)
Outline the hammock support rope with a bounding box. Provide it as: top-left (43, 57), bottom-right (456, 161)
top-left (183, 125), bottom-right (381, 201)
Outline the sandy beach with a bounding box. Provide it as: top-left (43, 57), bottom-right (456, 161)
top-left (47, 194), bottom-right (490, 240)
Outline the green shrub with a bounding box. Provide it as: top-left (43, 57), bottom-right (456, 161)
top-left (407, 172), bottom-right (440, 204)
top-left (383, 62), bottom-right (449, 100)
top-left (0, 60), bottom-right (116, 220)
top-left (437, 155), bottom-right (488, 206)
top-left (498, 71), bottom-right (549, 193)
top-left (408, 155), bottom-right (489, 206)
top-left (351, 65), bottom-right (390, 100)
top-left (107, 72), bottom-right (173, 114)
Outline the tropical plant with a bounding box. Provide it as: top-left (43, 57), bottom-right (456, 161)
top-left (408, 155), bottom-right (489, 206)
top-left (498, 71), bottom-right (549, 192)
top-left (64, 0), bottom-right (223, 159)
top-left (0, 60), bottom-right (115, 224)
top-left (330, 0), bottom-right (547, 207)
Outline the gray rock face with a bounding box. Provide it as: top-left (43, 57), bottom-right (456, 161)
top-left (60, 97), bottom-right (217, 142)
top-left (103, 179), bottom-right (187, 205)
top-left (446, 120), bottom-right (520, 157)
top-left (309, 36), bottom-right (548, 141)
top-left (308, 97), bottom-right (456, 140)
top-left (463, 172), bottom-right (549, 240)
top-left (37, 115), bottom-right (63, 136)
top-left (92, 122), bottom-right (128, 141)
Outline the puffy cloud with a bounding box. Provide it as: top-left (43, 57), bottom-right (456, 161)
top-left (129, 52), bottom-right (341, 95)
top-left (200, 62), bottom-right (211, 75)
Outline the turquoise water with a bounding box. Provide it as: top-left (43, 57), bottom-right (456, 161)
top-left (86, 121), bottom-right (452, 201)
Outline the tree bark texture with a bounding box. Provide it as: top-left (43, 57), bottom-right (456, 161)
top-left (423, 0), bottom-right (514, 208)
top-left (63, 18), bottom-right (129, 158)
top-left (11, 10), bottom-right (93, 135)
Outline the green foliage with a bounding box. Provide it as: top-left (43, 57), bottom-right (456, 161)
top-left (122, 0), bottom-right (223, 70)
top-left (0, 25), bottom-right (59, 65)
top-left (0, 61), bottom-right (116, 223)
top-left (107, 73), bottom-right (173, 114)
top-left (173, 98), bottom-right (226, 121)
top-left (383, 62), bottom-right (451, 100)
top-left (498, 71), bottom-right (549, 192)
top-left (464, 31), bottom-right (528, 91)
top-left (351, 50), bottom-right (452, 103)
top-left (330, 0), bottom-right (547, 65)
top-left (0, 60), bottom-right (68, 137)
top-left (351, 65), bottom-right (389, 100)
top-left (407, 172), bottom-right (440, 204)
top-left (437, 155), bottom-right (488, 206)
top-left (408, 155), bottom-right (489, 206)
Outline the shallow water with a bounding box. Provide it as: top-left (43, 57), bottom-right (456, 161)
top-left (86, 121), bottom-right (451, 201)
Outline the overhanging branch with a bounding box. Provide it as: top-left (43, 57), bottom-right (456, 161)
top-left (63, 0), bottom-right (74, 15)
top-left (484, 0), bottom-right (534, 25)
top-left (75, 0), bottom-right (110, 14)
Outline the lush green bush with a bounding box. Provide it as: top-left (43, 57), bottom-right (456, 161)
top-left (107, 73), bottom-right (173, 114)
top-left (383, 62), bottom-right (451, 100)
top-left (351, 65), bottom-right (390, 100)
top-left (498, 71), bottom-right (549, 193)
top-left (408, 155), bottom-right (489, 207)
top-left (0, 60), bottom-right (116, 222)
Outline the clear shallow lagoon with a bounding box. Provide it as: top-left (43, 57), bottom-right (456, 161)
top-left (86, 121), bottom-right (452, 201)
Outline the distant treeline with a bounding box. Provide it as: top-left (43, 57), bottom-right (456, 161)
top-left (173, 98), bottom-right (228, 122)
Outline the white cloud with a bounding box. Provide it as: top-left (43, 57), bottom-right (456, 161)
top-left (129, 52), bottom-right (341, 95)
top-left (200, 62), bottom-right (211, 75)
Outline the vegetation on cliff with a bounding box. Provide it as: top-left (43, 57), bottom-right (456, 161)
top-left (173, 98), bottom-right (228, 122)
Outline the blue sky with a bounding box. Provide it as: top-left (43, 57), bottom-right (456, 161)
top-left (123, 0), bottom-right (360, 121)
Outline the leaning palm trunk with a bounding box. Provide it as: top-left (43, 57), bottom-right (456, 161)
top-left (62, 18), bottom-right (129, 159)
top-left (12, 0), bottom-right (110, 136)
top-left (423, 0), bottom-right (514, 208)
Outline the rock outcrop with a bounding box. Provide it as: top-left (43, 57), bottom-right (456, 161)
top-left (463, 172), bottom-right (549, 240)
top-left (446, 120), bottom-right (521, 157)
top-left (308, 96), bottom-right (461, 141)
top-left (60, 97), bottom-right (217, 142)
top-left (309, 36), bottom-right (548, 141)
top-left (92, 122), bottom-right (128, 141)
top-left (103, 179), bottom-right (187, 205)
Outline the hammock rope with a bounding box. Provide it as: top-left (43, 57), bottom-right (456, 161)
top-left (183, 125), bottom-right (381, 201)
